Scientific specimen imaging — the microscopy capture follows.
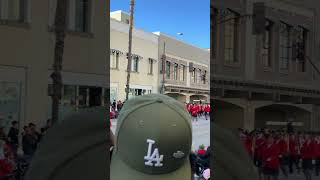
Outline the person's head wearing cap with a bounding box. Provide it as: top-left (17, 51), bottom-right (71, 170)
top-left (111, 94), bottom-right (192, 180)
top-left (24, 107), bottom-right (108, 180)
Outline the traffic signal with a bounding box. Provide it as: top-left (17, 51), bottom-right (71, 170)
top-left (252, 2), bottom-right (266, 35)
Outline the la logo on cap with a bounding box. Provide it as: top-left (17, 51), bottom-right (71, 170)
top-left (144, 139), bottom-right (164, 167)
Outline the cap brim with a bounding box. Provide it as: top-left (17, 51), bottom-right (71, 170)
top-left (110, 151), bottom-right (191, 180)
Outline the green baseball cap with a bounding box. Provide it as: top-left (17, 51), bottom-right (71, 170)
top-left (111, 94), bottom-right (192, 180)
top-left (24, 107), bottom-right (108, 180)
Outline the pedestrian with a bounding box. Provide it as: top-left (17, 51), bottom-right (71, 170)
top-left (112, 99), bottom-right (116, 110)
top-left (300, 134), bottom-right (314, 180)
top-left (22, 126), bottom-right (37, 158)
top-left (197, 144), bottom-right (206, 155)
top-left (7, 121), bottom-right (19, 157)
top-left (261, 134), bottom-right (280, 180)
top-left (117, 100), bottom-right (123, 112)
top-left (29, 123), bottom-right (40, 144)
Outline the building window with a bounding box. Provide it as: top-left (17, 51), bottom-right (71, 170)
top-left (262, 20), bottom-right (273, 67)
top-left (62, 85), bottom-right (77, 106)
top-left (212, 8), bottom-right (218, 59)
top-left (111, 52), bottom-right (120, 69)
top-left (148, 58), bottom-right (154, 74)
top-left (173, 63), bottom-right (178, 80)
top-left (0, 0), bottom-right (27, 22)
top-left (191, 68), bottom-right (196, 83)
top-left (75, 0), bottom-right (90, 33)
top-left (180, 65), bottom-right (185, 81)
top-left (166, 61), bottom-right (171, 79)
top-left (279, 22), bottom-right (291, 70)
top-left (224, 10), bottom-right (239, 63)
top-left (203, 71), bottom-right (207, 84)
top-left (197, 69), bottom-right (202, 84)
top-left (293, 27), bottom-right (307, 72)
top-left (131, 56), bottom-right (139, 72)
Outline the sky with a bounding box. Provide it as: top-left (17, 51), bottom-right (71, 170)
top-left (110, 0), bottom-right (210, 49)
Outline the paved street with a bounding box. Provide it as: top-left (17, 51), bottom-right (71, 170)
top-left (111, 116), bottom-right (210, 150)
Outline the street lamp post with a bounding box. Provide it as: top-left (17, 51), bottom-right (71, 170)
top-left (125, 0), bottom-right (134, 101)
top-left (161, 33), bottom-right (183, 94)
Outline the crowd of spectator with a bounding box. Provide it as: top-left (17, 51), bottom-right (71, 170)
top-left (0, 119), bottom-right (52, 179)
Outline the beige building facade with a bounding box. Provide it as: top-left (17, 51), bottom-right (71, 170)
top-left (212, 0), bottom-right (320, 131)
top-left (110, 11), bottom-right (159, 101)
top-left (110, 11), bottom-right (210, 103)
top-left (0, 0), bottom-right (108, 131)
top-left (156, 33), bottom-right (210, 103)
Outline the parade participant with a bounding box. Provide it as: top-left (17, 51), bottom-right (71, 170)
top-left (244, 132), bottom-right (253, 158)
top-left (261, 134), bottom-right (280, 180)
top-left (204, 104), bottom-right (210, 120)
top-left (110, 94), bottom-right (193, 180)
top-left (288, 133), bottom-right (300, 174)
top-left (300, 134), bottom-right (314, 180)
top-left (24, 107), bottom-right (107, 180)
top-left (276, 133), bottom-right (288, 177)
top-left (315, 135), bottom-right (320, 176)
top-left (254, 131), bottom-right (266, 178)
top-left (191, 103), bottom-right (198, 121)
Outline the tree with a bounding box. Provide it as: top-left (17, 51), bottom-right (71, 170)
top-left (125, 0), bottom-right (134, 101)
top-left (51, 0), bottom-right (67, 124)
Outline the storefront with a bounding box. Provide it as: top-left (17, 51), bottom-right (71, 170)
top-left (47, 71), bottom-right (108, 121)
top-left (127, 84), bottom-right (153, 99)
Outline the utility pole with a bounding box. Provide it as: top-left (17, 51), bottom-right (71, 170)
top-left (125, 0), bottom-right (134, 101)
top-left (51, 0), bottom-right (67, 124)
top-left (161, 42), bottom-right (166, 94)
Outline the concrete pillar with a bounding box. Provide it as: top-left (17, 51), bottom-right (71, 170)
top-left (243, 103), bottom-right (255, 131)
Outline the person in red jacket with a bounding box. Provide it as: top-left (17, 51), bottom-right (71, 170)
top-left (244, 133), bottom-right (253, 158)
top-left (197, 144), bottom-right (206, 155)
top-left (300, 134), bottom-right (314, 180)
top-left (254, 132), bottom-right (266, 179)
top-left (191, 103), bottom-right (199, 121)
top-left (314, 135), bottom-right (320, 176)
top-left (204, 104), bottom-right (210, 120)
top-left (275, 133), bottom-right (288, 178)
top-left (288, 133), bottom-right (301, 174)
top-left (261, 134), bottom-right (280, 179)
